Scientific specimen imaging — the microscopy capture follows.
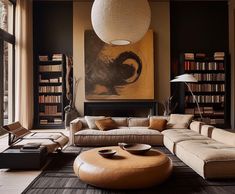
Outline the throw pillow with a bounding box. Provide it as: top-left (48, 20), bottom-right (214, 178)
top-left (85, 116), bottom-right (105, 129)
top-left (167, 114), bottom-right (194, 129)
top-left (148, 118), bottom-right (167, 132)
top-left (95, 118), bottom-right (118, 131)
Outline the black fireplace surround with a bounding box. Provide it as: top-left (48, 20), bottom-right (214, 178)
top-left (84, 102), bottom-right (157, 117)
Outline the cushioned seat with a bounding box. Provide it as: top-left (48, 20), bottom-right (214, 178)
top-left (74, 127), bottom-right (163, 146)
top-left (162, 129), bottom-right (209, 153)
top-left (175, 139), bottom-right (235, 178)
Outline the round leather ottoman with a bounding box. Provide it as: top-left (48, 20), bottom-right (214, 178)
top-left (73, 146), bottom-right (173, 189)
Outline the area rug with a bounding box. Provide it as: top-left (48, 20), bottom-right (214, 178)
top-left (22, 146), bottom-right (235, 194)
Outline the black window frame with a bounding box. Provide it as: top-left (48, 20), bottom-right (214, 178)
top-left (0, 0), bottom-right (16, 127)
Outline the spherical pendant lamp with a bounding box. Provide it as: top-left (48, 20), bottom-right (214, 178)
top-left (91, 0), bottom-right (151, 45)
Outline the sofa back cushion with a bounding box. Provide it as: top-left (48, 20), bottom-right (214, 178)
top-left (76, 117), bottom-right (89, 129)
top-left (190, 121), bottom-right (203, 133)
top-left (128, 117), bottom-right (149, 127)
top-left (167, 114), bottom-right (193, 129)
top-left (85, 116), bottom-right (105, 129)
top-left (210, 128), bottom-right (235, 146)
top-left (95, 118), bottom-right (118, 131)
top-left (200, 124), bottom-right (214, 137)
top-left (111, 117), bottom-right (128, 127)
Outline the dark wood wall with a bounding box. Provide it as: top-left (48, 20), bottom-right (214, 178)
top-left (33, 1), bottom-right (73, 55)
top-left (170, 1), bottom-right (229, 112)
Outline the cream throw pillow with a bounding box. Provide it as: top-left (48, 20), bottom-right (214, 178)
top-left (85, 116), bottom-right (105, 129)
top-left (167, 114), bottom-right (193, 129)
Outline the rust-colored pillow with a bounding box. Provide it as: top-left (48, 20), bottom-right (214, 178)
top-left (95, 118), bottom-right (118, 131)
top-left (148, 118), bottom-right (167, 132)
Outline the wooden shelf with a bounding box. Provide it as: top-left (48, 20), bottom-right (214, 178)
top-left (185, 70), bottom-right (225, 73)
top-left (39, 92), bottom-right (62, 95)
top-left (185, 91), bottom-right (225, 95)
top-left (38, 60), bottom-right (62, 65)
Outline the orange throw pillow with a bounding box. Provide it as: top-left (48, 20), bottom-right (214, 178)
top-left (95, 118), bottom-right (118, 131)
top-left (148, 118), bottom-right (167, 132)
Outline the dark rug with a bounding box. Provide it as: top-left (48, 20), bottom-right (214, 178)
top-left (22, 146), bottom-right (235, 194)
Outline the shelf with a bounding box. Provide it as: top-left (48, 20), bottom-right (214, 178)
top-left (185, 70), bottom-right (225, 73)
top-left (39, 92), bottom-right (62, 95)
top-left (38, 60), bottom-right (62, 65)
top-left (185, 91), bottom-right (225, 95)
top-left (196, 81), bottom-right (225, 84)
top-left (186, 102), bottom-right (224, 106)
top-left (184, 59), bottom-right (225, 63)
top-left (39, 82), bottom-right (62, 86)
top-left (39, 71), bottom-right (62, 74)
top-left (39, 115), bottom-right (63, 118)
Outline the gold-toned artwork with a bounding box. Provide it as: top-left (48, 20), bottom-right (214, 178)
top-left (85, 30), bottom-right (154, 100)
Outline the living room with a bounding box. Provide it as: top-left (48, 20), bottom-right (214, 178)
top-left (1, 0), bottom-right (235, 193)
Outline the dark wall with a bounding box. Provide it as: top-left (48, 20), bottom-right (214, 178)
top-left (170, 1), bottom-right (229, 112)
top-left (33, 1), bottom-right (73, 55)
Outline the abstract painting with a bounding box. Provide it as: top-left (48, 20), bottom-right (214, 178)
top-left (85, 29), bottom-right (154, 100)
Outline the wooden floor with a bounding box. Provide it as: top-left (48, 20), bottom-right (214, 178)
top-left (23, 147), bottom-right (235, 194)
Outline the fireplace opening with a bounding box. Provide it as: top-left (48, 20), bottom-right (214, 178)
top-left (84, 102), bottom-right (157, 117)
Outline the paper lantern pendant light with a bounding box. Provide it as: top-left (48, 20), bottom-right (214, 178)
top-left (91, 0), bottom-right (151, 45)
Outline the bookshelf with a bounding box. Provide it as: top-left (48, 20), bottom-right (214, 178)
top-left (181, 52), bottom-right (230, 128)
top-left (35, 54), bottom-right (66, 129)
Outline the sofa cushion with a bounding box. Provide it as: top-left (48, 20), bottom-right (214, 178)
top-left (148, 118), bottom-right (167, 132)
top-left (111, 117), bottom-right (128, 127)
top-left (74, 128), bottom-right (163, 146)
top-left (128, 117), bottom-right (149, 127)
top-left (190, 121), bottom-right (203, 133)
top-left (162, 129), bottom-right (209, 154)
top-left (211, 128), bottom-right (235, 147)
top-left (175, 139), bottom-right (235, 178)
top-left (200, 125), bottom-right (214, 138)
top-left (85, 116), bottom-right (105, 129)
top-left (167, 114), bottom-right (194, 129)
top-left (95, 118), bottom-right (118, 131)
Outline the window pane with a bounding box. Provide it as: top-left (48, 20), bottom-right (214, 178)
top-left (0, 0), bottom-right (13, 34)
top-left (3, 41), bottom-right (13, 125)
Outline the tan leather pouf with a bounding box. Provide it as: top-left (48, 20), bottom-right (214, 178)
top-left (73, 146), bottom-right (173, 189)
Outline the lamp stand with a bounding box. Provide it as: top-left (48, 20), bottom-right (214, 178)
top-left (185, 82), bottom-right (203, 121)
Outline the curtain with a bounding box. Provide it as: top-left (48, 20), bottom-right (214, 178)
top-left (15, 0), bottom-right (34, 129)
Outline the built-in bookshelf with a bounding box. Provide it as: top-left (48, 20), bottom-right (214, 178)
top-left (35, 54), bottom-right (66, 128)
top-left (182, 52), bottom-right (230, 128)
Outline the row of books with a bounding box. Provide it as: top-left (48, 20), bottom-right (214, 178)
top-left (184, 52), bottom-right (225, 61)
top-left (40, 118), bottom-right (62, 125)
top-left (39, 54), bottom-right (63, 62)
top-left (39, 75), bottom-right (62, 83)
top-left (186, 83), bottom-right (225, 92)
top-left (185, 95), bottom-right (224, 103)
top-left (39, 95), bottom-right (61, 103)
top-left (185, 107), bottom-right (224, 116)
top-left (39, 86), bottom-right (62, 93)
top-left (184, 61), bottom-right (224, 71)
top-left (39, 65), bottom-right (62, 72)
top-left (192, 73), bottom-right (225, 81)
top-left (40, 105), bottom-right (61, 115)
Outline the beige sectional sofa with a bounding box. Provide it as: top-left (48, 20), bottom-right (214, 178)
top-left (70, 115), bottom-right (235, 179)
top-left (163, 122), bottom-right (235, 179)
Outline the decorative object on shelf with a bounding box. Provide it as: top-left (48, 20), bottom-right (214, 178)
top-left (171, 74), bottom-right (203, 120)
top-left (85, 30), bottom-right (154, 100)
top-left (161, 96), bottom-right (178, 116)
top-left (91, 0), bottom-right (151, 45)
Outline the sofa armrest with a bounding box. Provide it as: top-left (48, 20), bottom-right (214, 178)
top-left (69, 118), bottom-right (82, 145)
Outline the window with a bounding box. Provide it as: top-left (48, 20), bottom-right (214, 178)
top-left (0, 0), bottom-right (15, 135)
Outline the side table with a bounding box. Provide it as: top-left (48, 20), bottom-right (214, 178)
top-left (0, 145), bottom-right (48, 169)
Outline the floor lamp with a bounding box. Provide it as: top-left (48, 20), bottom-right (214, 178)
top-left (171, 74), bottom-right (203, 121)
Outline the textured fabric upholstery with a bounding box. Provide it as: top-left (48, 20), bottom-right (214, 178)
top-left (167, 114), bottom-right (193, 129)
top-left (162, 129), bottom-right (209, 154)
top-left (175, 139), bottom-right (235, 178)
top-left (200, 125), bottom-right (214, 137)
top-left (128, 117), bottom-right (149, 127)
top-left (211, 128), bottom-right (235, 147)
top-left (190, 121), bottom-right (204, 133)
top-left (74, 127), bottom-right (163, 146)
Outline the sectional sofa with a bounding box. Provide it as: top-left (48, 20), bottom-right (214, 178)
top-left (70, 115), bottom-right (235, 179)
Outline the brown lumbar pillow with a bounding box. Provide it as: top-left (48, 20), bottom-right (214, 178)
top-left (148, 118), bottom-right (168, 132)
top-left (95, 118), bottom-right (118, 131)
